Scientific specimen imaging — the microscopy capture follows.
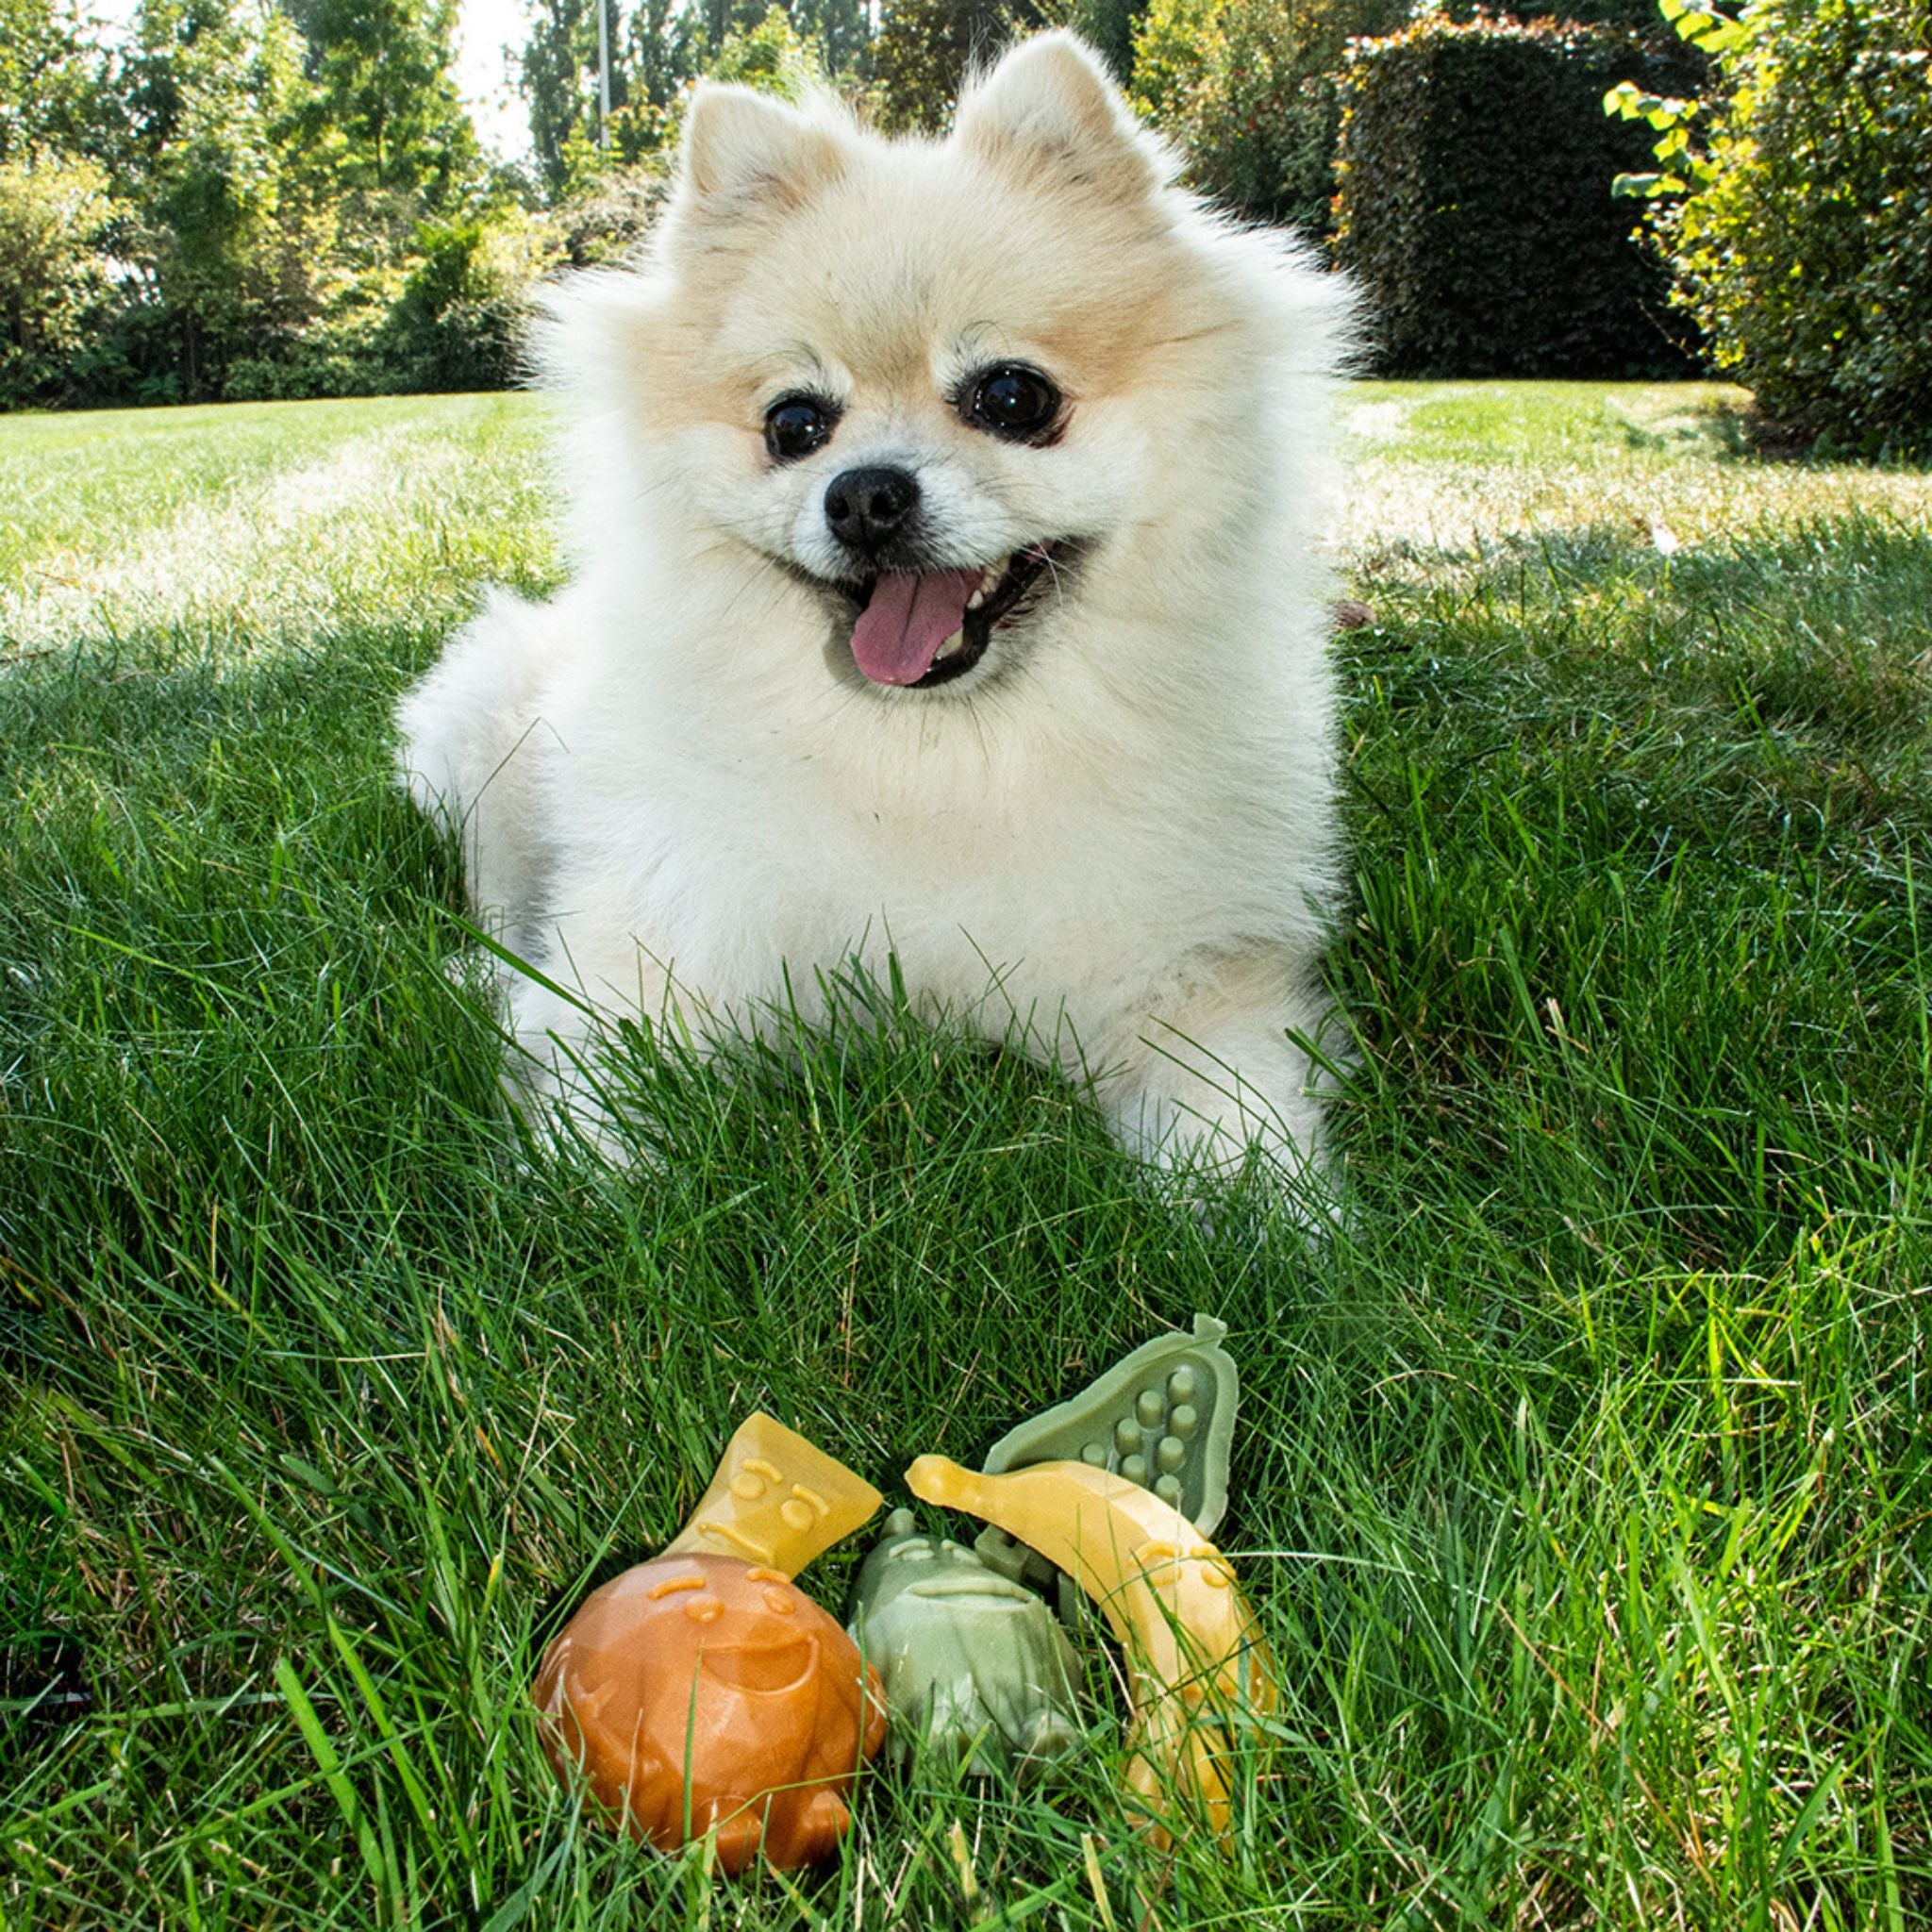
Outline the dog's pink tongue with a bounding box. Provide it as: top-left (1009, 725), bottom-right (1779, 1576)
top-left (851, 570), bottom-right (979, 686)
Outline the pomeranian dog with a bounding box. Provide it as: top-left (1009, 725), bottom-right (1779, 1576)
top-left (397, 31), bottom-right (1352, 1191)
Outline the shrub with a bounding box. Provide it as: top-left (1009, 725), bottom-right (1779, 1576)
top-left (1334, 10), bottom-right (1704, 377)
top-left (0, 151), bottom-right (121, 407)
top-left (379, 208), bottom-right (566, 393)
top-left (1610, 0), bottom-right (1932, 456)
top-left (555, 164), bottom-right (670, 266)
top-left (222, 279), bottom-right (399, 401)
top-left (1443, 0), bottom-right (1669, 23)
top-left (1130, 0), bottom-right (1407, 233)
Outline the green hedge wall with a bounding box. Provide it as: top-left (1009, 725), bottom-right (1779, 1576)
top-left (1334, 13), bottom-right (1704, 378)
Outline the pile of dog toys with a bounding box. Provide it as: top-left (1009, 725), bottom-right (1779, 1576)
top-left (532, 1315), bottom-right (1274, 1872)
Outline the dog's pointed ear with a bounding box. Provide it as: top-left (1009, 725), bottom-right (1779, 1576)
top-left (955, 32), bottom-right (1160, 199)
top-left (679, 82), bottom-right (847, 214)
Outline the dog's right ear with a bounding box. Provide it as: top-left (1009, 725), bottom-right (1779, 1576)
top-left (678, 83), bottom-right (847, 216)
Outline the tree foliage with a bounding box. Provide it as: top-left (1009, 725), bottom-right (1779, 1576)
top-left (43, 0), bottom-right (1924, 414)
top-left (118, 0), bottom-right (329, 399)
top-left (518, 0), bottom-right (865, 191)
top-left (1608, 0), bottom-right (1932, 454)
top-left (289, 0), bottom-right (479, 207)
top-left (0, 0), bottom-right (541, 407)
top-left (867, 0), bottom-right (1014, 133)
top-left (0, 0), bottom-right (108, 161)
top-left (1035, 0), bottom-right (1144, 82)
top-left (708, 5), bottom-right (825, 98)
top-left (0, 0), bottom-right (932, 408)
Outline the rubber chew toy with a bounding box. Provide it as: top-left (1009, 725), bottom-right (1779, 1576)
top-left (983, 1314), bottom-right (1239, 1524)
top-left (847, 1508), bottom-right (1081, 1777)
top-left (533, 1414), bottom-right (886, 1874)
top-left (905, 1456), bottom-right (1275, 1842)
top-left (973, 1315), bottom-right (1239, 1611)
top-left (660, 1410), bottom-right (884, 1574)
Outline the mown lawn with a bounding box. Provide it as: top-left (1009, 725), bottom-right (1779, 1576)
top-left (3, 385), bottom-right (1929, 1929)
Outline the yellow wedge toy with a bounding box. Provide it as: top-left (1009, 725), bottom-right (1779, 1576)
top-left (663, 1411), bottom-right (882, 1577)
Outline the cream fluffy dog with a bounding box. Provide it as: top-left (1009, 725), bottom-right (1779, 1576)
top-left (397, 32), bottom-right (1352, 1189)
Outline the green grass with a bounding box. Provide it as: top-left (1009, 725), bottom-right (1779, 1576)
top-left (3, 385), bottom-right (1929, 1929)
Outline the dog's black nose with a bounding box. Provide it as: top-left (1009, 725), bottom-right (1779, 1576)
top-left (824, 466), bottom-right (920, 553)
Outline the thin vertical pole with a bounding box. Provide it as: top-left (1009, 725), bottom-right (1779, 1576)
top-left (597, 0), bottom-right (612, 148)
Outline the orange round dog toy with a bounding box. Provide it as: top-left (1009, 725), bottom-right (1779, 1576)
top-left (534, 1552), bottom-right (886, 1873)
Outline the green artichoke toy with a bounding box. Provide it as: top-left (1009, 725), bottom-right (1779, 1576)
top-left (848, 1509), bottom-right (1081, 1777)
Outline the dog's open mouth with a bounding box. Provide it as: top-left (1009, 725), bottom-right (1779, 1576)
top-left (846, 541), bottom-right (1071, 689)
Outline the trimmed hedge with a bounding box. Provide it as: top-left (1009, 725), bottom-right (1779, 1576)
top-left (1334, 12), bottom-right (1704, 378)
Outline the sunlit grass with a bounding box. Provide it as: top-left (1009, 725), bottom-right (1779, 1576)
top-left (2, 383), bottom-right (1928, 1928)
top-left (0, 392), bottom-right (558, 653)
top-left (1341, 380), bottom-right (1932, 556)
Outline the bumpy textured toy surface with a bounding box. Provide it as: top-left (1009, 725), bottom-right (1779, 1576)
top-left (534, 1414), bottom-right (885, 1872)
top-left (533, 1552), bottom-right (887, 1873)
top-left (848, 1508), bottom-right (1081, 1777)
top-left (663, 1411), bottom-right (883, 1577)
top-left (973, 1314), bottom-right (1240, 1607)
top-left (907, 1455), bottom-right (1275, 1843)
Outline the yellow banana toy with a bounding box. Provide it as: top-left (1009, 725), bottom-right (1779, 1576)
top-left (904, 1455), bottom-right (1275, 1842)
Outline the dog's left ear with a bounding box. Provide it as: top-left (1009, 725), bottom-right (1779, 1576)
top-left (954, 32), bottom-right (1161, 200)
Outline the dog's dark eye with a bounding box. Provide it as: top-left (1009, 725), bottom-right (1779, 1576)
top-left (765, 395), bottom-right (838, 462)
top-left (964, 364), bottom-right (1060, 441)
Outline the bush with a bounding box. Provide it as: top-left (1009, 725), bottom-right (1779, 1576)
top-left (1442, 0), bottom-right (1671, 23)
top-left (555, 165), bottom-right (671, 267)
top-left (0, 151), bottom-right (122, 407)
top-left (378, 208), bottom-right (565, 392)
top-left (1611, 0), bottom-right (1932, 456)
top-left (222, 291), bottom-right (396, 401)
top-left (1335, 10), bottom-right (1704, 377)
top-left (1131, 0), bottom-right (1407, 234)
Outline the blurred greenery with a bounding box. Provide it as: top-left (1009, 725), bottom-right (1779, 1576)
top-left (6, 0), bottom-right (1932, 451)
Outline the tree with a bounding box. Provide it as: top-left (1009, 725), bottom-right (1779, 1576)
top-left (625, 0), bottom-right (703, 109)
top-left (1037, 0), bottom-right (1145, 82)
top-left (288, 0), bottom-right (482, 212)
top-left (119, 0), bottom-right (325, 398)
top-left (868, 0), bottom-right (1015, 133)
top-left (0, 0), bottom-right (109, 163)
top-left (790, 0), bottom-right (869, 79)
top-left (0, 152), bottom-right (120, 404)
top-left (518, 0), bottom-right (618, 193)
top-left (708, 5), bottom-right (823, 97)
top-left (521, 0), bottom-right (871, 197)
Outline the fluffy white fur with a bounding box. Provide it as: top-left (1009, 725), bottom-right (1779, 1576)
top-left (396, 32), bottom-right (1353, 1189)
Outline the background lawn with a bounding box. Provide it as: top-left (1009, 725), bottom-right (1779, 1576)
top-left (3, 385), bottom-right (1929, 1929)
